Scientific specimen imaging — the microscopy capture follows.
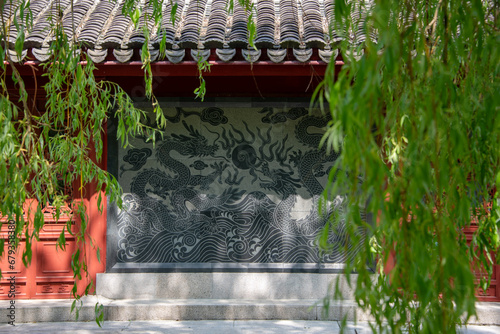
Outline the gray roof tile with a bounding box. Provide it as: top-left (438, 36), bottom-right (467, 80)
top-left (279, 0), bottom-right (300, 48)
top-left (180, 0), bottom-right (207, 48)
top-left (255, 0), bottom-right (276, 48)
top-left (228, 1), bottom-right (250, 48)
top-left (4, 0), bottom-right (377, 63)
top-left (205, 0), bottom-right (229, 48)
top-left (78, 1), bottom-right (117, 48)
top-left (102, 2), bottom-right (133, 49)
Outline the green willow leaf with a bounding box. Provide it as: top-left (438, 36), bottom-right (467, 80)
top-left (170, 1), bottom-right (178, 25)
top-left (132, 7), bottom-right (141, 27)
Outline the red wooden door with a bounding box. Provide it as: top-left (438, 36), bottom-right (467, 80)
top-left (0, 185), bottom-right (106, 299)
top-left (0, 202), bottom-right (76, 299)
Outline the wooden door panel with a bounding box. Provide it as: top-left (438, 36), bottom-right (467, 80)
top-left (36, 241), bottom-right (76, 277)
top-left (35, 282), bottom-right (74, 298)
top-left (0, 282), bottom-right (28, 299)
top-left (0, 211), bottom-right (77, 299)
top-left (0, 241), bottom-right (28, 278)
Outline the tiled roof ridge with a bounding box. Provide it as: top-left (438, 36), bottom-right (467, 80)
top-left (4, 0), bottom-right (375, 64)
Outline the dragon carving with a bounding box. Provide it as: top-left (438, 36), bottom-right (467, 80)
top-left (117, 109), bottom-right (358, 264)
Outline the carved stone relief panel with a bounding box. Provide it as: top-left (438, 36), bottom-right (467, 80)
top-left (115, 107), bottom-right (365, 267)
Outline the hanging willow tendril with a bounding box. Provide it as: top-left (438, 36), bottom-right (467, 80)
top-left (1, 0), bottom-right (259, 327)
top-left (314, 0), bottom-right (500, 332)
top-left (1, 0), bottom-right (163, 326)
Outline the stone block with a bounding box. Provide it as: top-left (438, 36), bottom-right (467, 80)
top-left (97, 272), bottom-right (356, 300)
top-left (469, 302), bottom-right (500, 325)
top-left (97, 273), bottom-right (213, 299)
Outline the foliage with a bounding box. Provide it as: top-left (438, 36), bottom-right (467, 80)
top-left (314, 0), bottom-right (500, 332)
top-left (0, 0), bottom-right (162, 326)
top-left (0, 0), bottom-right (256, 326)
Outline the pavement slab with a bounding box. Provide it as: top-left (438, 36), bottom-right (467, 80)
top-left (1, 320), bottom-right (499, 334)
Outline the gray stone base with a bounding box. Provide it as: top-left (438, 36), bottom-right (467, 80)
top-left (96, 273), bottom-right (356, 300)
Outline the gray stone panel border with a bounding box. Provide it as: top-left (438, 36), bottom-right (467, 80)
top-left (106, 98), bottom-right (373, 273)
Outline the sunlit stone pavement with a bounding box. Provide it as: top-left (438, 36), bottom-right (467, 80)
top-left (1, 320), bottom-right (499, 333)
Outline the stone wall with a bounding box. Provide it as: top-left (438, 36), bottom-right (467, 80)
top-left (109, 106), bottom-right (365, 271)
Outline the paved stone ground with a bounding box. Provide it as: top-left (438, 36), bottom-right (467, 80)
top-left (1, 320), bottom-right (499, 333)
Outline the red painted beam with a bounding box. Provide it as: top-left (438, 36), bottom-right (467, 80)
top-left (96, 60), bottom-right (335, 77)
top-left (7, 60), bottom-right (342, 77)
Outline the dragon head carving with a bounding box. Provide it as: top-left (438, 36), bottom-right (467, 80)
top-left (259, 162), bottom-right (302, 197)
top-left (171, 121), bottom-right (219, 157)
